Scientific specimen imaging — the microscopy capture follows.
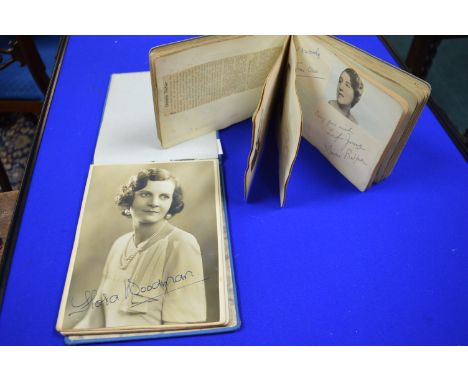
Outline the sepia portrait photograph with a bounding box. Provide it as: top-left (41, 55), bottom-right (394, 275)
top-left (328, 67), bottom-right (364, 125)
top-left (322, 63), bottom-right (405, 144)
top-left (57, 159), bottom-right (226, 334)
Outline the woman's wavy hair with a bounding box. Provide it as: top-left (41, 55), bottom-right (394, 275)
top-left (115, 168), bottom-right (184, 218)
top-left (342, 68), bottom-right (364, 107)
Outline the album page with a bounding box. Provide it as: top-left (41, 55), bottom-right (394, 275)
top-left (294, 35), bottom-right (405, 191)
top-left (244, 37), bottom-right (290, 199)
top-left (150, 35), bottom-right (287, 147)
top-left (277, 37), bottom-right (303, 206)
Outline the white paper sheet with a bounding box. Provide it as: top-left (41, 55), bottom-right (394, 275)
top-left (94, 72), bottom-right (219, 164)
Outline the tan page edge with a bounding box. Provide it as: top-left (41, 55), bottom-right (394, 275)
top-left (278, 38), bottom-right (303, 207)
top-left (244, 37), bottom-right (291, 200)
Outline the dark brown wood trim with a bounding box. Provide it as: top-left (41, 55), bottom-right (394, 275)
top-left (379, 36), bottom-right (468, 162)
top-left (16, 36), bottom-right (51, 95)
top-left (0, 100), bottom-right (42, 114)
top-left (0, 36), bottom-right (70, 307)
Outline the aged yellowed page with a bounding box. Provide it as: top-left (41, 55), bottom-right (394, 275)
top-left (309, 35), bottom-right (422, 184)
top-left (244, 37), bottom-right (290, 199)
top-left (150, 36), bottom-right (288, 148)
top-left (277, 38), bottom-right (303, 206)
top-left (294, 35), bottom-right (404, 191)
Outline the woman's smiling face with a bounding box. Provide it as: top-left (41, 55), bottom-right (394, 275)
top-left (130, 180), bottom-right (175, 224)
top-left (336, 71), bottom-right (354, 107)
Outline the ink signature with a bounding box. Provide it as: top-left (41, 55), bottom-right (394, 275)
top-left (68, 270), bottom-right (208, 316)
top-left (298, 47), bottom-right (321, 59)
top-left (314, 109), bottom-right (369, 166)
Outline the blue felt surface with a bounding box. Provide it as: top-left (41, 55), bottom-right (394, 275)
top-left (0, 36), bottom-right (467, 345)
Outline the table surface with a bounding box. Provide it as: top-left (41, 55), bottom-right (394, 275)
top-left (1, 36), bottom-right (467, 345)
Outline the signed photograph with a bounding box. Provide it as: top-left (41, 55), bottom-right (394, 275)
top-left (295, 37), bottom-right (407, 192)
top-left (321, 62), bottom-right (404, 145)
top-left (57, 160), bottom-right (227, 335)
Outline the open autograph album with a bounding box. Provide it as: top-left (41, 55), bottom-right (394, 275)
top-left (149, 35), bottom-right (430, 205)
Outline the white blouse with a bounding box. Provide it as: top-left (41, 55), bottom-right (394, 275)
top-left (74, 223), bottom-right (207, 329)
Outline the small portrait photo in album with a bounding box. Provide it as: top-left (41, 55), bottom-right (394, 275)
top-left (56, 159), bottom-right (228, 335)
top-left (327, 67), bottom-right (364, 126)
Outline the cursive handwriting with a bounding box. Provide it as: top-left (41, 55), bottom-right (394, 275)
top-left (127, 277), bottom-right (208, 309)
top-left (125, 270), bottom-right (194, 299)
top-left (315, 110), bottom-right (369, 167)
top-left (295, 61), bottom-right (324, 79)
top-left (325, 128), bottom-right (365, 152)
top-left (315, 110), bottom-right (353, 132)
top-left (343, 149), bottom-right (368, 165)
top-left (298, 47), bottom-right (320, 59)
top-left (69, 290), bottom-right (119, 316)
top-left (68, 270), bottom-right (207, 316)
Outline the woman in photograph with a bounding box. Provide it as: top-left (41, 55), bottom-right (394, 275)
top-left (328, 67), bottom-right (364, 124)
top-left (74, 168), bottom-right (207, 329)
